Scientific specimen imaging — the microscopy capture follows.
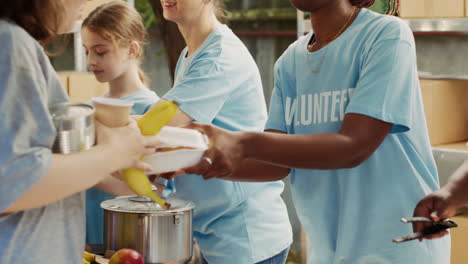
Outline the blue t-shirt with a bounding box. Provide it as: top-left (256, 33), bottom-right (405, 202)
top-left (0, 21), bottom-right (85, 264)
top-left (266, 9), bottom-right (450, 264)
top-left (163, 24), bottom-right (293, 263)
top-left (85, 88), bottom-right (159, 245)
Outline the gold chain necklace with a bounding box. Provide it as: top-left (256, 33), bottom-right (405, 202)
top-left (306, 7), bottom-right (358, 73)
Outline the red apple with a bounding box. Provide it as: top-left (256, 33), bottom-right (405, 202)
top-left (109, 248), bottom-right (144, 264)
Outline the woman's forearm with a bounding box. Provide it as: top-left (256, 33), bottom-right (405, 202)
top-left (242, 132), bottom-right (359, 169)
top-left (226, 159), bottom-right (290, 182)
top-left (182, 114), bottom-right (391, 180)
top-left (4, 145), bottom-right (118, 213)
top-left (241, 114), bottom-right (392, 170)
top-left (242, 131), bottom-right (387, 170)
top-left (95, 177), bottom-right (134, 196)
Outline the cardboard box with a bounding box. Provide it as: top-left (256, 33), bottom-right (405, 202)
top-left (57, 72), bottom-right (69, 94)
top-left (400, 0), bottom-right (465, 18)
top-left (420, 79), bottom-right (468, 146)
top-left (68, 72), bottom-right (108, 103)
top-left (451, 215), bottom-right (468, 264)
top-left (57, 71), bottom-right (108, 103)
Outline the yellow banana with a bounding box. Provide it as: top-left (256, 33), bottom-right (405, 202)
top-left (123, 101), bottom-right (178, 209)
top-left (83, 251), bottom-right (95, 263)
top-left (123, 168), bottom-right (169, 208)
top-left (137, 100), bottom-right (179, 135)
top-left (83, 259), bottom-right (90, 264)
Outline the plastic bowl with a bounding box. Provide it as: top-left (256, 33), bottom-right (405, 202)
top-left (145, 148), bottom-right (206, 174)
top-left (144, 126), bottom-right (209, 174)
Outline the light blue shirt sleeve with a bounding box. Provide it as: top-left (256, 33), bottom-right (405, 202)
top-left (265, 58), bottom-right (288, 132)
top-left (0, 60), bottom-right (55, 213)
top-left (345, 37), bottom-right (417, 134)
top-left (123, 88), bottom-right (160, 115)
top-left (163, 53), bottom-right (231, 124)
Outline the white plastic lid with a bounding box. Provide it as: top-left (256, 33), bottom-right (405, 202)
top-left (158, 126), bottom-right (209, 150)
top-left (91, 96), bottom-right (134, 108)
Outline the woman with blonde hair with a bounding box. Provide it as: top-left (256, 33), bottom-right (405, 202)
top-left (149, 0), bottom-right (293, 263)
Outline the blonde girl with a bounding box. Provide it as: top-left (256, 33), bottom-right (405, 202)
top-left (81, 1), bottom-right (161, 245)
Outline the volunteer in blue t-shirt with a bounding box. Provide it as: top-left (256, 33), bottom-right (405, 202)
top-left (177, 0), bottom-right (451, 263)
top-left (147, 0), bottom-right (292, 263)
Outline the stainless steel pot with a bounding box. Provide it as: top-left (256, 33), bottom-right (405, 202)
top-left (101, 196), bottom-right (195, 264)
top-left (49, 103), bottom-right (95, 154)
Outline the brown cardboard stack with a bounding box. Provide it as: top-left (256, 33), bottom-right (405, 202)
top-left (466, 0), bottom-right (468, 17)
top-left (58, 73), bottom-right (68, 91)
top-left (57, 72), bottom-right (68, 92)
top-left (400, 0), bottom-right (465, 18)
top-left (451, 213), bottom-right (468, 264)
top-left (58, 72), bottom-right (108, 103)
top-left (420, 79), bottom-right (468, 146)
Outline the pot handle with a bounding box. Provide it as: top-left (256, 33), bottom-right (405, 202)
top-left (173, 213), bottom-right (184, 225)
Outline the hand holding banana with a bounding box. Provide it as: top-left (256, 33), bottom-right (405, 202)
top-left (122, 101), bottom-right (178, 209)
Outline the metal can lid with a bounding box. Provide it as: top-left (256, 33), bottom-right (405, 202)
top-left (100, 195), bottom-right (195, 214)
top-left (49, 103), bottom-right (95, 130)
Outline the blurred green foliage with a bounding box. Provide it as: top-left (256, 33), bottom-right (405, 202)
top-left (135, 0), bottom-right (158, 28)
top-left (135, 0), bottom-right (394, 30)
top-left (369, 0), bottom-right (397, 14)
top-left (135, 0), bottom-right (231, 29)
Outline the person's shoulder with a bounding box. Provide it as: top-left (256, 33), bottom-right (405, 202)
top-left (282, 33), bottom-right (308, 60)
top-left (0, 20), bottom-right (42, 52)
top-left (197, 25), bottom-right (229, 57)
top-left (275, 33), bottom-right (307, 74)
top-left (195, 25), bottom-right (252, 69)
top-left (126, 88), bottom-right (159, 101)
top-left (358, 9), bottom-right (413, 43)
top-left (0, 20), bottom-right (33, 42)
top-left (121, 89), bottom-right (159, 115)
top-left (201, 24), bottom-right (255, 59)
top-left (140, 88), bottom-right (160, 101)
top-left (210, 24), bottom-right (238, 46)
top-left (0, 20), bottom-right (45, 69)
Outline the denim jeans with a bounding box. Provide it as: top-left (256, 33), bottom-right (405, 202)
top-left (200, 247), bottom-right (290, 264)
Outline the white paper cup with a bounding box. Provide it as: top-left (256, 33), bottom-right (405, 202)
top-left (92, 97), bottom-right (134, 128)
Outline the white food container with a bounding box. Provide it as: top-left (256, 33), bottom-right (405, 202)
top-left (145, 126), bottom-right (209, 174)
